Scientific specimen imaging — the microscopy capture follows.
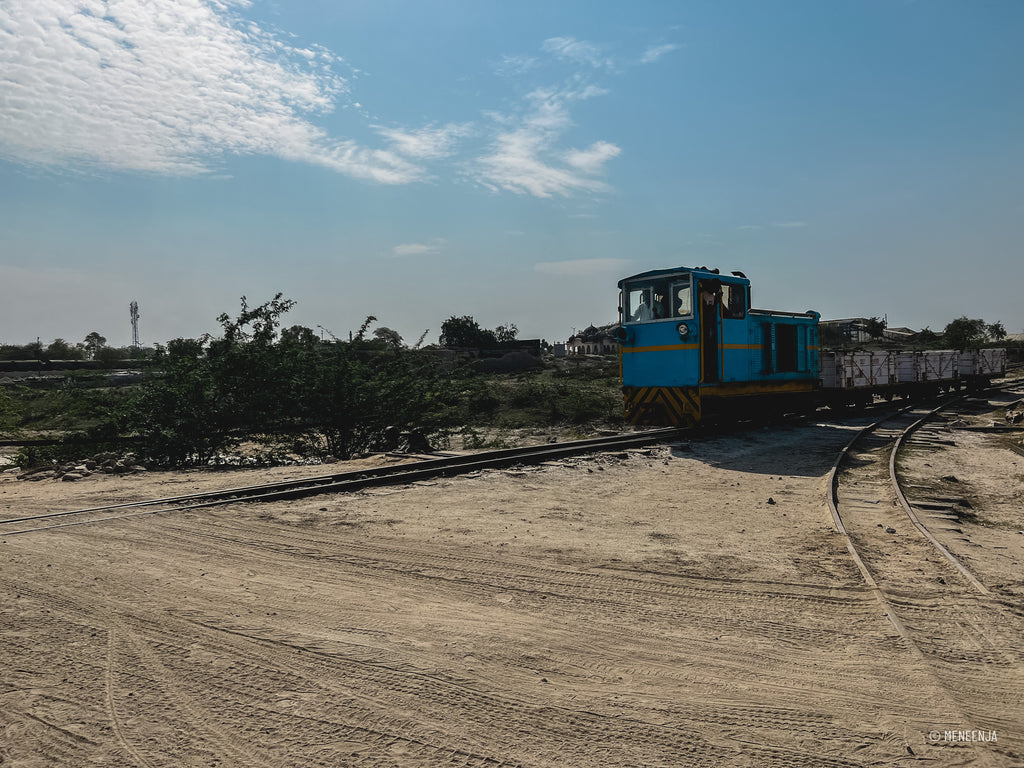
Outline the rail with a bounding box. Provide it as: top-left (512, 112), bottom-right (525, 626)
top-left (0, 428), bottom-right (686, 536)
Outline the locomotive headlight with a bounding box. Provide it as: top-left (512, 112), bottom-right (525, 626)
top-left (676, 322), bottom-right (690, 339)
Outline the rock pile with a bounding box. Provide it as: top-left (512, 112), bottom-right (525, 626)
top-left (17, 452), bottom-right (147, 481)
top-left (1006, 399), bottom-right (1024, 424)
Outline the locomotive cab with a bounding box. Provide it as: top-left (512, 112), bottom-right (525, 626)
top-left (618, 267), bottom-right (819, 426)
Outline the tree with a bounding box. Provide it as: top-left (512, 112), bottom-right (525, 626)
top-left (372, 327), bottom-right (404, 349)
top-left (128, 296), bottom-right (297, 466)
top-left (166, 337), bottom-right (207, 358)
top-left (280, 325), bottom-right (318, 348)
top-left (128, 346), bottom-right (219, 465)
top-left (216, 294), bottom-right (295, 345)
top-left (987, 321), bottom-right (1007, 342)
top-left (207, 294), bottom-right (297, 439)
top-left (127, 295), bottom-right (462, 466)
top-left (942, 317), bottom-right (987, 349)
top-left (864, 317), bottom-right (886, 341)
top-left (353, 315), bottom-right (377, 343)
top-left (495, 323), bottom-right (519, 343)
top-left (491, 323), bottom-right (520, 344)
top-left (83, 331), bottom-right (107, 359)
top-left (439, 316), bottom-right (498, 348)
top-left (96, 346), bottom-right (128, 364)
top-left (45, 338), bottom-right (84, 360)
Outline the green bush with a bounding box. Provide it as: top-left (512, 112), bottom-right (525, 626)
top-left (122, 296), bottom-right (467, 466)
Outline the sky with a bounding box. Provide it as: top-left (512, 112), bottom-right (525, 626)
top-left (2, 0), bottom-right (1023, 348)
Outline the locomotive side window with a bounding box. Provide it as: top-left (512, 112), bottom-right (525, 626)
top-left (626, 287), bottom-right (653, 322)
top-left (672, 278), bottom-right (692, 318)
top-left (722, 284), bottom-right (746, 319)
top-left (626, 279), bottom-right (675, 322)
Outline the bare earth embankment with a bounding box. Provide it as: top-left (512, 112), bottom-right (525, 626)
top-left (1, 417), bottom-right (1022, 767)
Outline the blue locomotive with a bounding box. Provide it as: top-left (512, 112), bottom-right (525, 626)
top-left (616, 266), bottom-right (1005, 426)
top-left (617, 266), bottom-right (820, 426)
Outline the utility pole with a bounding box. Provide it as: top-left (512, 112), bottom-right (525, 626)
top-left (130, 301), bottom-right (140, 350)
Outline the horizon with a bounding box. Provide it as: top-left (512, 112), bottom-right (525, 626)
top-left (3, 307), bottom-right (1018, 353)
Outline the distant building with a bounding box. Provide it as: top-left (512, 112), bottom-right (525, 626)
top-left (820, 318), bottom-right (873, 344)
top-left (820, 317), bottom-right (921, 345)
top-left (882, 326), bottom-right (918, 343)
top-left (567, 323), bottom-right (619, 356)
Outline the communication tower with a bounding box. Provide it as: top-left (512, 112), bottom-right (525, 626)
top-left (130, 301), bottom-right (140, 349)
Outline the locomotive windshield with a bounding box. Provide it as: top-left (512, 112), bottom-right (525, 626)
top-left (624, 275), bottom-right (692, 323)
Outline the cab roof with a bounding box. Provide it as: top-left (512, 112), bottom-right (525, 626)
top-left (617, 266), bottom-right (750, 289)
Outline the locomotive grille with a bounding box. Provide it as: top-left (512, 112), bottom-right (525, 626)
top-left (623, 386), bottom-right (701, 427)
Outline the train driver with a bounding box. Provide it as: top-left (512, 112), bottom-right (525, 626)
top-left (652, 291), bottom-right (668, 318)
top-left (632, 293), bottom-right (655, 322)
top-left (700, 279), bottom-right (723, 311)
top-left (632, 287), bottom-right (669, 321)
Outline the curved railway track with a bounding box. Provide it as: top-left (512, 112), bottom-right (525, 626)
top-left (828, 382), bottom-right (1024, 761)
top-left (829, 381), bottom-right (1024, 599)
top-left (828, 400), bottom-right (984, 601)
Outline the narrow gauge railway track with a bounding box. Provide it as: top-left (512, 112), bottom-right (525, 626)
top-left (0, 427), bottom-right (686, 536)
top-left (828, 398), bottom-right (987, 599)
top-left (829, 380), bottom-right (1024, 598)
top-left (828, 384), bottom-right (1024, 762)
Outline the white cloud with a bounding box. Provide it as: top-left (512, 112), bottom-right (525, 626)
top-left (472, 33), bottom-right (649, 198)
top-left (565, 141), bottom-right (621, 175)
top-left (0, 0), bottom-right (421, 182)
top-left (0, 7), bottom-right (664, 199)
top-left (641, 43), bottom-right (679, 64)
top-left (534, 258), bottom-right (631, 276)
top-left (474, 87), bottom-right (619, 198)
top-left (496, 54), bottom-right (538, 76)
top-left (541, 37), bottom-right (610, 69)
top-left (375, 123), bottom-right (471, 160)
top-left (311, 141), bottom-right (425, 184)
top-left (392, 241), bottom-right (444, 257)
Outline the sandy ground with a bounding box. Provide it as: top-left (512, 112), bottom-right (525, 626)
top-left (1, 411), bottom-right (1022, 767)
